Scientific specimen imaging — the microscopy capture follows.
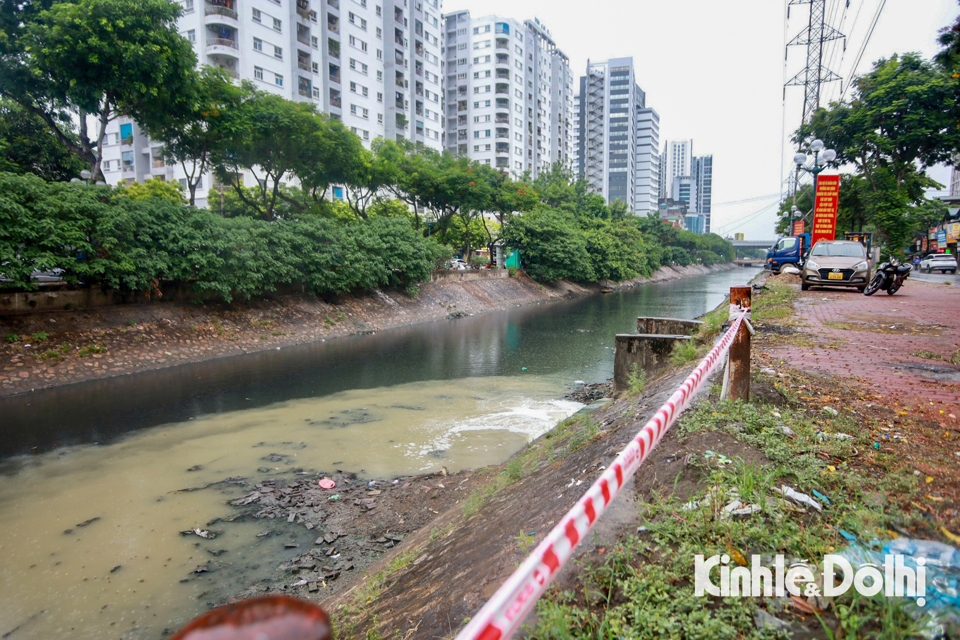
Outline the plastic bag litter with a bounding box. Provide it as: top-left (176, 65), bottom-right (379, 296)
top-left (836, 539), bottom-right (960, 639)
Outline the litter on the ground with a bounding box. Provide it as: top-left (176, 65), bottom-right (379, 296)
top-left (318, 478), bottom-right (336, 489)
top-left (837, 539), bottom-right (960, 639)
top-left (811, 489), bottom-right (831, 505)
top-left (773, 485), bottom-right (823, 511)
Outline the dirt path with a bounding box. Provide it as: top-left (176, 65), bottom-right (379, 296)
top-left (0, 265), bottom-right (734, 398)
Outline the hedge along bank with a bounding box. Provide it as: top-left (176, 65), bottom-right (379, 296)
top-left (0, 172), bottom-right (445, 302)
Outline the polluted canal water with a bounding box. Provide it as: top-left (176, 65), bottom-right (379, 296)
top-left (0, 269), bottom-right (750, 639)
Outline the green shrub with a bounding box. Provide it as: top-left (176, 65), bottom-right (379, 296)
top-left (31, 331), bottom-right (49, 342)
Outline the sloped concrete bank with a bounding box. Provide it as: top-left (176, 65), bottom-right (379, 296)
top-left (0, 263), bottom-right (735, 397)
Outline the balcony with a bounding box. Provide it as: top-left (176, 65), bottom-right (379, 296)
top-left (495, 83), bottom-right (509, 95)
top-left (327, 17), bottom-right (339, 33)
top-left (495, 38), bottom-right (509, 50)
top-left (329, 64), bottom-right (340, 83)
top-left (204, 6), bottom-right (238, 27)
top-left (298, 60), bottom-right (311, 72)
top-left (330, 94), bottom-right (342, 108)
top-left (495, 54), bottom-right (509, 65)
top-left (496, 143), bottom-right (509, 154)
top-left (496, 69), bottom-right (510, 79)
top-left (327, 0), bottom-right (338, 8)
top-left (206, 38), bottom-right (239, 57)
top-left (495, 128), bottom-right (509, 139)
top-left (296, 0), bottom-right (310, 20)
top-left (495, 98), bottom-right (509, 109)
top-left (495, 114), bottom-right (509, 124)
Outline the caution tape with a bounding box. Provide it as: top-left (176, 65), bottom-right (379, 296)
top-left (454, 312), bottom-right (748, 640)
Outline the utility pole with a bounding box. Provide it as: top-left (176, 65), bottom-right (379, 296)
top-left (785, 0), bottom-right (845, 126)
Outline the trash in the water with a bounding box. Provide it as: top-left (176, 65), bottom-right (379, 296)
top-left (181, 528), bottom-right (217, 539)
top-left (318, 478), bottom-right (336, 489)
top-left (521, 367), bottom-right (528, 371)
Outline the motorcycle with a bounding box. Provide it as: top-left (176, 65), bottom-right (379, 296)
top-left (863, 257), bottom-right (912, 296)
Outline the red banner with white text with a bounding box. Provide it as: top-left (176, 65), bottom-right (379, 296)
top-left (811, 174), bottom-right (840, 246)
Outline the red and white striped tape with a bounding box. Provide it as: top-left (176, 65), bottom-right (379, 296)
top-left (454, 312), bottom-right (748, 640)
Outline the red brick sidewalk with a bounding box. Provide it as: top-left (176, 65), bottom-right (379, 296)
top-left (762, 280), bottom-right (960, 425)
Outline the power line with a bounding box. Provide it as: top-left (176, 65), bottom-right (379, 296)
top-left (715, 201), bottom-right (781, 235)
top-left (840, 0), bottom-right (886, 101)
top-left (713, 193), bottom-right (782, 207)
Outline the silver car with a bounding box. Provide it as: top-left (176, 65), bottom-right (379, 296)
top-left (801, 241), bottom-right (870, 292)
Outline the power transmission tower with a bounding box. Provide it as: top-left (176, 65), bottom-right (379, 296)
top-left (785, 0), bottom-right (845, 125)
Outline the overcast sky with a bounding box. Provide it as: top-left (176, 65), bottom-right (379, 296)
top-left (443, 0), bottom-right (958, 240)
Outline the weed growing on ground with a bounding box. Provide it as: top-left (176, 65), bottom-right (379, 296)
top-left (697, 306), bottom-right (729, 340)
top-left (670, 340), bottom-right (701, 367)
top-left (211, 318), bottom-right (225, 336)
top-left (626, 365), bottom-right (647, 395)
top-left (5, 334), bottom-right (19, 343)
top-left (515, 530), bottom-right (535, 554)
top-left (127, 319), bottom-right (137, 327)
top-left (31, 331), bottom-right (49, 342)
top-left (36, 349), bottom-right (62, 361)
top-left (78, 344), bottom-right (106, 357)
top-left (913, 350), bottom-right (942, 360)
top-left (567, 418), bottom-right (599, 453)
top-left (406, 284), bottom-right (420, 298)
top-left (506, 457), bottom-right (523, 481)
top-left (950, 351), bottom-right (960, 367)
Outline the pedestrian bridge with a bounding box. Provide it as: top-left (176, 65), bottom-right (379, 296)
top-left (729, 239), bottom-right (777, 249)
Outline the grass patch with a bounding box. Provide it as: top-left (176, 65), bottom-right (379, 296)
top-left (338, 550), bottom-right (419, 640)
top-left (670, 340), bottom-right (702, 367)
top-left (529, 397), bottom-right (927, 640)
top-left (753, 283), bottom-right (797, 321)
top-left (697, 306), bottom-right (729, 340)
top-left (211, 318), bottom-right (225, 336)
top-left (31, 331), bottom-right (49, 343)
top-left (913, 350), bottom-right (942, 360)
top-left (5, 333), bottom-right (19, 343)
top-left (36, 349), bottom-right (62, 361)
top-left (950, 351), bottom-right (960, 367)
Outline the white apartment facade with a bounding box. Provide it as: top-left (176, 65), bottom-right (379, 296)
top-left (659, 139), bottom-right (693, 201)
top-left (441, 11), bottom-right (575, 178)
top-left (101, 0), bottom-right (444, 208)
top-left (575, 57), bottom-right (659, 215)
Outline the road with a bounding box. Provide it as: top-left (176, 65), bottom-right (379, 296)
top-left (911, 269), bottom-right (958, 285)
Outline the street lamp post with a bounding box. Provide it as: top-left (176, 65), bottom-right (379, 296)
top-left (794, 139), bottom-right (837, 211)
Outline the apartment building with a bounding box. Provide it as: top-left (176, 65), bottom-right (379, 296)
top-left (659, 139), bottom-right (692, 201)
top-left (693, 154), bottom-right (713, 232)
top-left (101, 0), bottom-right (444, 208)
top-left (441, 11), bottom-right (575, 179)
top-left (575, 57), bottom-right (659, 215)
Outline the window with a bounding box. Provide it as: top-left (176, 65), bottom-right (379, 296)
top-left (119, 123), bottom-right (133, 139)
top-left (252, 8), bottom-right (261, 22)
top-left (254, 66), bottom-right (264, 80)
top-left (377, 91), bottom-right (383, 102)
top-left (273, 17), bottom-right (282, 31)
top-left (274, 45), bottom-right (283, 59)
top-left (376, 27), bottom-right (382, 38)
top-left (185, 29), bottom-right (196, 43)
top-left (253, 37), bottom-right (263, 52)
top-left (275, 73), bottom-right (284, 87)
top-left (183, 0), bottom-right (194, 12)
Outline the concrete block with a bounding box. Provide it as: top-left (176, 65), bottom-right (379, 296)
top-left (636, 317), bottom-right (703, 336)
top-left (614, 333), bottom-right (692, 393)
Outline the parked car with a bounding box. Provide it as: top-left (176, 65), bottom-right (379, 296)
top-left (919, 253), bottom-right (957, 274)
top-left (801, 240), bottom-right (871, 291)
top-left (445, 259), bottom-right (470, 271)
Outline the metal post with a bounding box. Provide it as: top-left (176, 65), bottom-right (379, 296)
top-left (729, 286), bottom-right (752, 402)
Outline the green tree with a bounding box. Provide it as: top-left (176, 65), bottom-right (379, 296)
top-left (0, 99), bottom-right (85, 181)
top-left (115, 177), bottom-right (186, 204)
top-left (148, 67), bottom-right (243, 206)
top-left (0, 0), bottom-right (198, 180)
top-left (798, 53), bottom-right (959, 254)
top-left (501, 209), bottom-right (594, 282)
top-left (210, 86), bottom-right (322, 220)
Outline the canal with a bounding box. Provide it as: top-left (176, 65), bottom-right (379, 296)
top-left (0, 268), bottom-right (750, 639)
